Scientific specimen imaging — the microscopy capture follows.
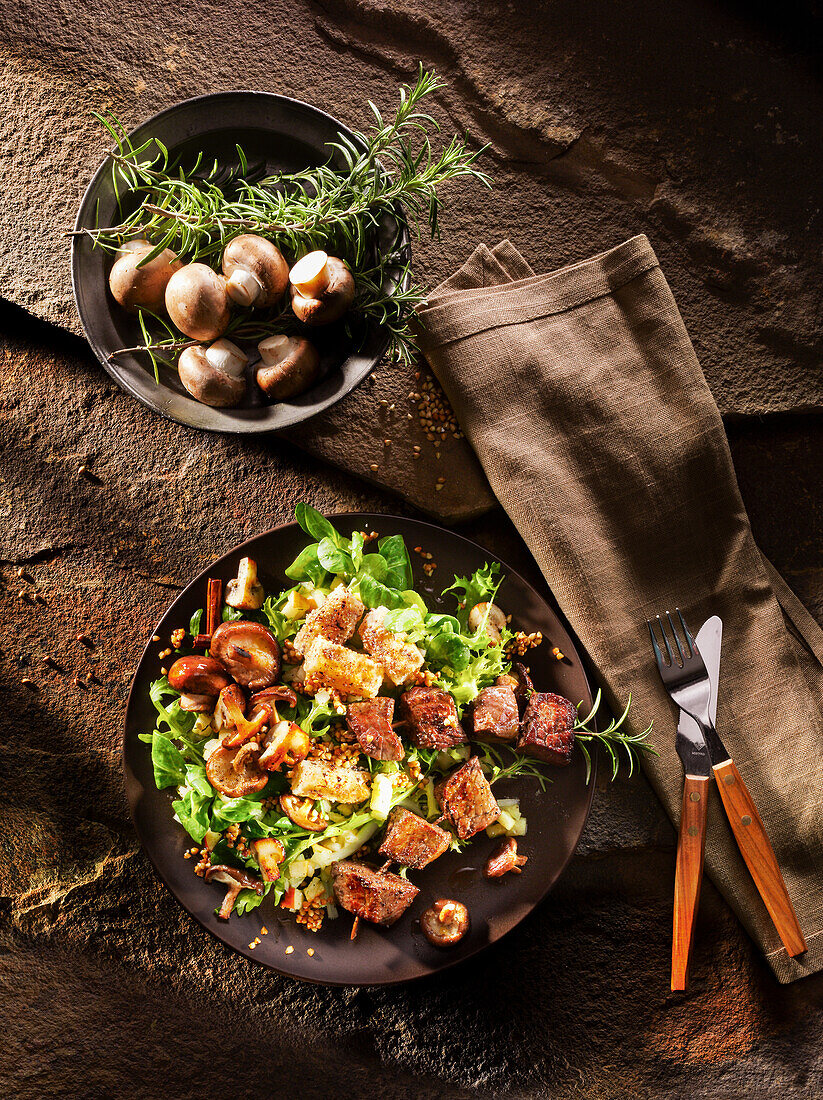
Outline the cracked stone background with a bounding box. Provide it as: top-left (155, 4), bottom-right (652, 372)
top-left (1, 1), bottom-right (823, 1097)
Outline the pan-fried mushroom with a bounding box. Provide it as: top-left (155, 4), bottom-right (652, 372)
top-left (258, 720), bottom-right (310, 771)
top-left (484, 837), bottom-right (528, 878)
top-left (214, 683), bottom-right (269, 748)
top-left (420, 899), bottom-right (469, 946)
top-left (468, 602), bottom-right (506, 643)
top-left (205, 743), bottom-right (268, 797)
top-left (248, 685), bottom-right (298, 726)
top-left (209, 621), bottom-right (281, 690)
top-left (252, 837), bottom-right (285, 882)
top-left (167, 656), bottom-right (232, 708)
top-left (225, 557), bottom-right (264, 611)
top-left (204, 863), bottom-right (265, 920)
top-left (280, 793), bottom-right (328, 832)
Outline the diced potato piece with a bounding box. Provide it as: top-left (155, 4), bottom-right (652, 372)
top-left (252, 837), bottom-right (285, 882)
top-left (303, 637), bottom-right (384, 699)
top-left (283, 585), bottom-right (326, 621)
top-left (291, 759), bottom-right (372, 804)
top-left (293, 585), bottom-right (365, 655)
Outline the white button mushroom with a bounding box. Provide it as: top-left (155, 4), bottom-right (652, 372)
top-left (256, 334), bottom-right (320, 400)
top-left (108, 239), bottom-right (182, 315)
top-left (468, 602), bottom-right (507, 643)
top-left (165, 263), bottom-right (232, 341)
top-left (221, 234), bottom-right (289, 308)
top-left (177, 338), bottom-right (248, 407)
top-left (289, 250), bottom-right (356, 325)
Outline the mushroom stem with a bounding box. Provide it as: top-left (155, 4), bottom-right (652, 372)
top-left (289, 250), bottom-right (330, 297)
top-left (226, 267), bottom-right (263, 307)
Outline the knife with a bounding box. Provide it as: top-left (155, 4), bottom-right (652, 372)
top-left (671, 615), bottom-right (721, 991)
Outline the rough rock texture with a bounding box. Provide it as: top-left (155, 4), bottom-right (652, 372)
top-left (2, 4), bottom-right (823, 1097)
top-left (3, 299), bottom-right (823, 1097)
top-left (0, 0), bottom-right (822, 519)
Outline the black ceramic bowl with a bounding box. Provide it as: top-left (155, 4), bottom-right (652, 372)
top-left (71, 92), bottom-right (410, 433)
top-left (123, 513), bottom-right (597, 986)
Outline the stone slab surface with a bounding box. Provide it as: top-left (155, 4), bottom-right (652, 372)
top-left (0, 0), bottom-right (822, 523)
top-left (3, 301), bottom-right (823, 1097)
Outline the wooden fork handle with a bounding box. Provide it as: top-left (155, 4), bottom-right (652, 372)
top-left (672, 774), bottom-right (709, 991)
top-left (712, 759), bottom-right (807, 957)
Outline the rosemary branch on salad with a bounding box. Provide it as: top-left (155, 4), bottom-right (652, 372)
top-left (141, 504), bottom-right (653, 929)
top-left (77, 67), bottom-right (491, 371)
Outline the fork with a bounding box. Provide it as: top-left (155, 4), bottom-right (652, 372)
top-left (649, 609), bottom-right (806, 959)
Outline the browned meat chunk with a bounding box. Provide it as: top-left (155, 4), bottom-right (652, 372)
top-left (347, 697), bottom-right (403, 761)
top-left (517, 691), bottom-right (577, 766)
top-left (435, 756), bottom-right (500, 840)
top-left (379, 807), bottom-right (450, 869)
top-left (398, 686), bottom-right (465, 750)
top-left (331, 860), bottom-right (419, 926)
top-left (471, 685), bottom-right (519, 742)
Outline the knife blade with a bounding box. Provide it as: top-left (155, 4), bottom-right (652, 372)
top-left (675, 616), bottom-right (722, 776)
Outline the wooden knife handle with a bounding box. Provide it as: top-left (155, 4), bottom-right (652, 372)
top-left (672, 774), bottom-right (709, 991)
top-left (712, 758), bottom-right (807, 957)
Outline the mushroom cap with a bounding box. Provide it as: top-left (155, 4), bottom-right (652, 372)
top-left (280, 793), bottom-right (328, 832)
top-left (165, 263), bottom-right (232, 341)
top-left (222, 235), bottom-right (289, 308)
top-left (178, 341), bottom-right (247, 408)
top-left (108, 241), bottom-right (182, 315)
top-left (167, 655), bottom-right (232, 696)
top-left (420, 899), bottom-right (470, 946)
top-left (209, 620), bottom-right (281, 689)
top-left (256, 335), bottom-right (321, 400)
top-left (205, 744), bottom-right (268, 797)
top-left (289, 256), bottom-right (355, 325)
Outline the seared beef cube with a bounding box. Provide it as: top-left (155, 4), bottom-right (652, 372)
top-left (379, 808), bottom-right (450, 869)
top-left (331, 860), bottom-right (419, 926)
top-left (496, 662), bottom-right (535, 709)
top-left (517, 691), bottom-right (577, 766)
top-left (347, 698), bottom-right (403, 761)
top-left (471, 685), bottom-right (519, 742)
top-left (399, 686), bottom-right (465, 750)
top-left (435, 755), bottom-right (500, 840)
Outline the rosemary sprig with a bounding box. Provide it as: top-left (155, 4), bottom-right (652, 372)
top-left (574, 690), bottom-right (656, 783)
top-left (76, 66), bottom-right (490, 367)
top-left (478, 743), bottom-right (552, 792)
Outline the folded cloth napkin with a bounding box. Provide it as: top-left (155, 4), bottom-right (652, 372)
top-left (416, 235), bottom-right (823, 983)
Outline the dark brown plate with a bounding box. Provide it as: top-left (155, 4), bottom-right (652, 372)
top-left (71, 92), bottom-right (410, 433)
top-left (123, 514), bottom-right (596, 985)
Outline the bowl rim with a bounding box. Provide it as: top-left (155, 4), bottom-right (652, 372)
top-left (71, 89), bottom-right (411, 434)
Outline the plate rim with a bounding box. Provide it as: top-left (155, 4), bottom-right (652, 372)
top-left (71, 89), bottom-right (410, 435)
top-left (122, 511), bottom-right (597, 986)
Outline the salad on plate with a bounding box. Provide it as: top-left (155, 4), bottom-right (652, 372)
top-left (141, 504), bottom-right (649, 945)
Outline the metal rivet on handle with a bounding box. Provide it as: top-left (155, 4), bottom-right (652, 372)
top-left (689, 792), bottom-right (700, 802)
top-left (688, 826), bottom-right (699, 837)
top-left (724, 775), bottom-right (735, 785)
top-left (741, 815), bottom-right (752, 827)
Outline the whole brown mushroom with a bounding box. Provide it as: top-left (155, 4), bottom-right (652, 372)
top-left (165, 263), bottom-right (232, 341)
top-left (256, 335), bottom-right (320, 400)
top-left (178, 339), bottom-right (247, 407)
top-left (289, 251), bottom-right (355, 325)
top-left (167, 655), bottom-right (232, 711)
top-left (108, 239), bottom-right (182, 314)
top-left (420, 898), bottom-right (469, 947)
top-left (222, 234), bottom-right (289, 308)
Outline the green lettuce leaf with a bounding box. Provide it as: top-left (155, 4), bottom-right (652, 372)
top-left (151, 732), bottom-right (187, 789)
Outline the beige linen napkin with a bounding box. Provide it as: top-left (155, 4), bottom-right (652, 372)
top-left (416, 235), bottom-right (823, 983)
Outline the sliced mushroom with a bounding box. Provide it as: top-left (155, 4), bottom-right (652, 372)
top-left (204, 863), bottom-right (265, 920)
top-left (248, 685), bottom-right (298, 726)
top-left (289, 252), bottom-right (355, 325)
top-left (484, 837), bottom-right (528, 878)
top-left (205, 743), bottom-right (268, 797)
top-left (258, 720), bottom-right (310, 772)
top-left (178, 339), bottom-right (247, 408)
top-left (225, 557), bottom-right (264, 611)
top-left (280, 793), bottom-right (328, 832)
top-left (252, 837), bottom-right (285, 882)
top-left (165, 263), bottom-right (232, 341)
top-left (209, 621), bottom-right (281, 690)
top-left (108, 240), bottom-right (182, 314)
top-left (178, 692), bottom-right (216, 713)
top-left (420, 899), bottom-right (469, 947)
top-left (214, 683), bottom-right (269, 748)
top-left (468, 602), bottom-right (507, 643)
top-left (221, 234), bottom-right (289, 308)
top-left (256, 335), bottom-right (320, 400)
top-left (167, 655), bottom-right (232, 698)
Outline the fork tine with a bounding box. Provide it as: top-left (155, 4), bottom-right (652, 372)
top-left (676, 608), bottom-right (695, 656)
top-left (666, 611), bottom-right (685, 667)
top-left (656, 614), bottom-right (674, 666)
top-left (647, 619), bottom-right (665, 670)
